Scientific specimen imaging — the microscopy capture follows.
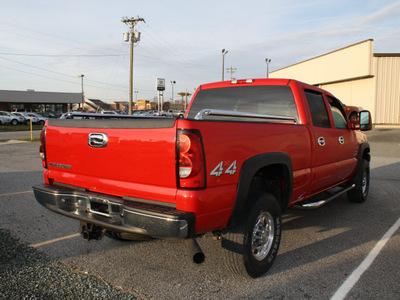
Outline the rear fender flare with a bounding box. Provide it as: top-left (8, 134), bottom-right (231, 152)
top-left (228, 152), bottom-right (293, 227)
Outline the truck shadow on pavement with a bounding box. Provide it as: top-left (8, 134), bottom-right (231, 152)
top-left (272, 161), bottom-right (400, 276)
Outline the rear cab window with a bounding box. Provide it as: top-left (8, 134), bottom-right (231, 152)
top-left (186, 85), bottom-right (299, 122)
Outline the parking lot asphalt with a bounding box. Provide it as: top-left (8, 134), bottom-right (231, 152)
top-left (0, 130), bottom-right (41, 141)
top-left (0, 128), bottom-right (399, 299)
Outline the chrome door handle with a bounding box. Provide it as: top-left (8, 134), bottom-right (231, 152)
top-left (338, 136), bottom-right (344, 144)
top-left (318, 137), bottom-right (325, 146)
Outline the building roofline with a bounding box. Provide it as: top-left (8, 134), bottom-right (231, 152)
top-left (374, 53), bottom-right (400, 57)
top-left (271, 39), bottom-right (374, 74)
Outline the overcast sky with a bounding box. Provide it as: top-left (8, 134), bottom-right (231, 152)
top-left (1, 0), bottom-right (399, 103)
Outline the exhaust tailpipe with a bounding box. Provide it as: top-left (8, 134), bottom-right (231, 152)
top-left (184, 238), bottom-right (205, 264)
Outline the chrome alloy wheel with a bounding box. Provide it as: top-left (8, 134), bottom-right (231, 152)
top-left (361, 168), bottom-right (368, 194)
top-left (251, 211), bottom-right (275, 261)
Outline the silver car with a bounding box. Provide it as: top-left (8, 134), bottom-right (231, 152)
top-left (13, 112), bottom-right (39, 124)
top-left (11, 112), bottom-right (26, 124)
top-left (0, 111), bottom-right (19, 125)
top-left (0, 114), bottom-right (12, 125)
top-left (26, 113), bottom-right (48, 125)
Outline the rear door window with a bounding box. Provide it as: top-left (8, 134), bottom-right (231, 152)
top-left (304, 90), bottom-right (331, 128)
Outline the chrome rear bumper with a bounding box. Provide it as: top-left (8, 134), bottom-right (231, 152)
top-left (33, 184), bottom-right (195, 239)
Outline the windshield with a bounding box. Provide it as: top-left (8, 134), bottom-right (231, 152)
top-left (187, 85), bottom-right (298, 121)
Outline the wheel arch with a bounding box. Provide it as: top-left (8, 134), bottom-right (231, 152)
top-left (228, 152), bottom-right (293, 227)
top-left (351, 142), bottom-right (370, 184)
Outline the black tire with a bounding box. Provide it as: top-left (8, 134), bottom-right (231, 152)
top-left (222, 192), bottom-right (282, 278)
top-left (348, 111), bottom-right (358, 121)
top-left (11, 119), bottom-right (18, 125)
top-left (39, 120), bottom-right (45, 125)
top-left (105, 230), bottom-right (153, 241)
top-left (348, 158), bottom-right (369, 203)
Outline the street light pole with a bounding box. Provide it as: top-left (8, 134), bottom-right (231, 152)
top-left (265, 58), bottom-right (271, 78)
top-left (171, 80), bottom-right (176, 106)
top-left (77, 74), bottom-right (84, 110)
top-left (222, 49), bottom-right (228, 81)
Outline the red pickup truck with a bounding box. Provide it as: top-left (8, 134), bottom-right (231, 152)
top-left (33, 79), bottom-right (372, 278)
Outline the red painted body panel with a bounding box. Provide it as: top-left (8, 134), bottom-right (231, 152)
top-left (45, 125), bottom-right (178, 203)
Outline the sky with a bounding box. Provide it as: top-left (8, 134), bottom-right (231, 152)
top-left (1, 0), bottom-right (399, 103)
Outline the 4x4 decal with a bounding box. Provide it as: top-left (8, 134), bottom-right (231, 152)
top-left (210, 160), bottom-right (237, 177)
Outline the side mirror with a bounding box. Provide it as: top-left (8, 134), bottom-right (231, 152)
top-left (359, 110), bottom-right (372, 131)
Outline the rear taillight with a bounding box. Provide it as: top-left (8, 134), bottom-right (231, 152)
top-left (177, 130), bottom-right (206, 189)
top-left (39, 127), bottom-right (47, 168)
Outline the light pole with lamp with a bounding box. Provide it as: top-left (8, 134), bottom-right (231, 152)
top-left (77, 74), bottom-right (84, 110)
top-left (265, 58), bottom-right (271, 78)
top-left (222, 49), bottom-right (228, 81)
top-left (171, 80), bottom-right (176, 107)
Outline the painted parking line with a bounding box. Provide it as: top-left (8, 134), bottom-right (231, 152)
top-left (31, 233), bottom-right (81, 248)
top-left (0, 140), bottom-right (28, 145)
top-left (331, 216), bottom-right (400, 300)
top-left (0, 190), bottom-right (33, 197)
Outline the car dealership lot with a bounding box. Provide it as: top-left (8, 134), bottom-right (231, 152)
top-left (0, 129), bottom-right (399, 299)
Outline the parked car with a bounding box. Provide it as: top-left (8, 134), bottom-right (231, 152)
top-left (13, 112), bottom-right (39, 125)
top-left (176, 110), bottom-right (186, 118)
top-left (146, 110), bottom-right (160, 116)
top-left (0, 113), bottom-right (12, 125)
top-left (0, 111), bottom-right (21, 125)
top-left (26, 113), bottom-right (48, 125)
top-left (10, 112), bottom-right (27, 124)
top-left (339, 101), bottom-right (361, 121)
top-left (40, 112), bottom-right (57, 118)
top-left (101, 111), bottom-right (118, 115)
top-left (132, 110), bottom-right (147, 116)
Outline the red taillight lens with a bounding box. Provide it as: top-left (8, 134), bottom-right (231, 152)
top-left (39, 127), bottom-right (47, 168)
top-left (177, 130), bottom-right (206, 188)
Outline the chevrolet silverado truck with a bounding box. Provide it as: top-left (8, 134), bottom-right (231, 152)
top-left (33, 79), bottom-right (372, 278)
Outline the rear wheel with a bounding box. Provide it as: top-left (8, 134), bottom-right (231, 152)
top-left (11, 119), bottom-right (18, 125)
top-left (348, 158), bottom-right (369, 203)
top-left (222, 191), bottom-right (282, 278)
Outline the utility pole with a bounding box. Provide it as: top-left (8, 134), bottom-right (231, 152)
top-left (122, 16), bottom-right (145, 115)
top-left (226, 67), bottom-right (237, 80)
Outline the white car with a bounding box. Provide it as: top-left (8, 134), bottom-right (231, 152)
top-left (101, 111), bottom-right (118, 115)
top-left (11, 112), bottom-right (26, 124)
top-left (26, 113), bottom-right (48, 125)
top-left (13, 112), bottom-right (39, 125)
top-left (0, 111), bottom-right (20, 125)
top-left (0, 114), bottom-right (11, 125)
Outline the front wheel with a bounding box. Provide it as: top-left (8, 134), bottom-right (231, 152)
top-left (348, 158), bottom-right (370, 203)
top-left (222, 192), bottom-right (282, 278)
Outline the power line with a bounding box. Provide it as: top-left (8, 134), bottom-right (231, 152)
top-left (0, 55), bottom-right (128, 90)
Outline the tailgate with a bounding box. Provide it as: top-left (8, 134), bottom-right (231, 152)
top-left (45, 118), bottom-right (178, 202)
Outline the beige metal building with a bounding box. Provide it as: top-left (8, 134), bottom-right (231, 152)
top-left (270, 39), bottom-right (400, 124)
